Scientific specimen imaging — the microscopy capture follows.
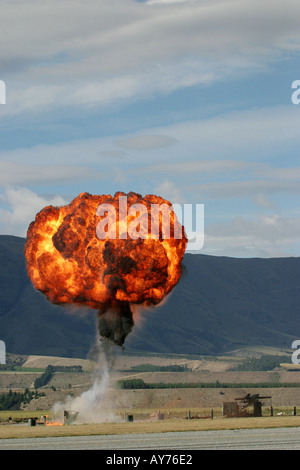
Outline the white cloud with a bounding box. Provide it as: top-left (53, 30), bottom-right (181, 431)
top-left (1, 105), bottom-right (300, 205)
top-left (154, 180), bottom-right (187, 204)
top-left (0, 187), bottom-right (67, 237)
top-left (202, 214), bottom-right (300, 257)
top-left (2, 0), bottom-right (300, 114)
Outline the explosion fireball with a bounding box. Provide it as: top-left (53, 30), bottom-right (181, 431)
top-left (24, 191), bottom-right (187, 347)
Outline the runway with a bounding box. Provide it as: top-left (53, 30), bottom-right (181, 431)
top-left (1, 426), bottom-right (300, 450)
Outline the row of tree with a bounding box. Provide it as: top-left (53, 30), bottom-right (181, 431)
top-left (231, 355), bottom-right (291, 371)
top-left (33, 364), bottom-right (83, 389)
top-left (127, 364), bottom-right (189, 373)
top-left (117, 378), bottom-right (300, 390)
top-left (0, 388), bottom-right (44, 411)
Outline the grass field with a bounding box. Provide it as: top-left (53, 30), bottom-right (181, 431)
top-left (1, 414), bottom-right (300, 440)
top-left (1, 407), bottom-right (300, 440)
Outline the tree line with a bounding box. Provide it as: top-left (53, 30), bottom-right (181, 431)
top-left (34, 364), bottom-right (83, 389)
top-left (231, 355), bottom-right (290, 371)
top-left (116, 378), bottom-right (300, 390)
top-left (127, 364), bottom-right (189, 373)
top-left (0, 388), bottom-right (44, 411)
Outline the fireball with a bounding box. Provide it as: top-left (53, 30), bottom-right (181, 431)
top-left (24, 191), bottom-right (187, 346)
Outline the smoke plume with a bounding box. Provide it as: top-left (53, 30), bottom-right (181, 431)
top-left (52, 338), bottom-right (121, 424)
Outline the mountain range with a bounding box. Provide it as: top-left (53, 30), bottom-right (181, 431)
top-left (0, 235), bottom-right (299, 358)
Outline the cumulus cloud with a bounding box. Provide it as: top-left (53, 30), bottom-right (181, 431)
top-left (154, 179), bottom-right (187, 205)
top-left (0, 187), bottom-right (67, 237)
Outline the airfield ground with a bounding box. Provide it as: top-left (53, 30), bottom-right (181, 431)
top-left (1, 347), bottom-right (300, 439)
top-left (2, 415), bottom-right (300, 440)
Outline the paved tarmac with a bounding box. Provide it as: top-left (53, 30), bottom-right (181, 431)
top-left (1, 426), bottom-right (300, 450)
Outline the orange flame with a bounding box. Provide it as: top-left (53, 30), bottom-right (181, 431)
top-left (45, 420), bottom-right (64, 426)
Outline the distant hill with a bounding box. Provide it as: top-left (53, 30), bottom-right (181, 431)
top-left (0, 235), bottom-right (299, 358)
top-left (0, 235), bottom-right (96, 358)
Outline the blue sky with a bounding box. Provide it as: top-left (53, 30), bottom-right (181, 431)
top-left (0, 0), bottom-right (300, 257)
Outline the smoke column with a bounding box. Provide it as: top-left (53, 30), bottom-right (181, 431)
top-left (52, 338), bottom-right (121, 424)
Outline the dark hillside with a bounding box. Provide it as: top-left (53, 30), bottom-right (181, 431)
top-left (0, 236), bottom-right (299, 357)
